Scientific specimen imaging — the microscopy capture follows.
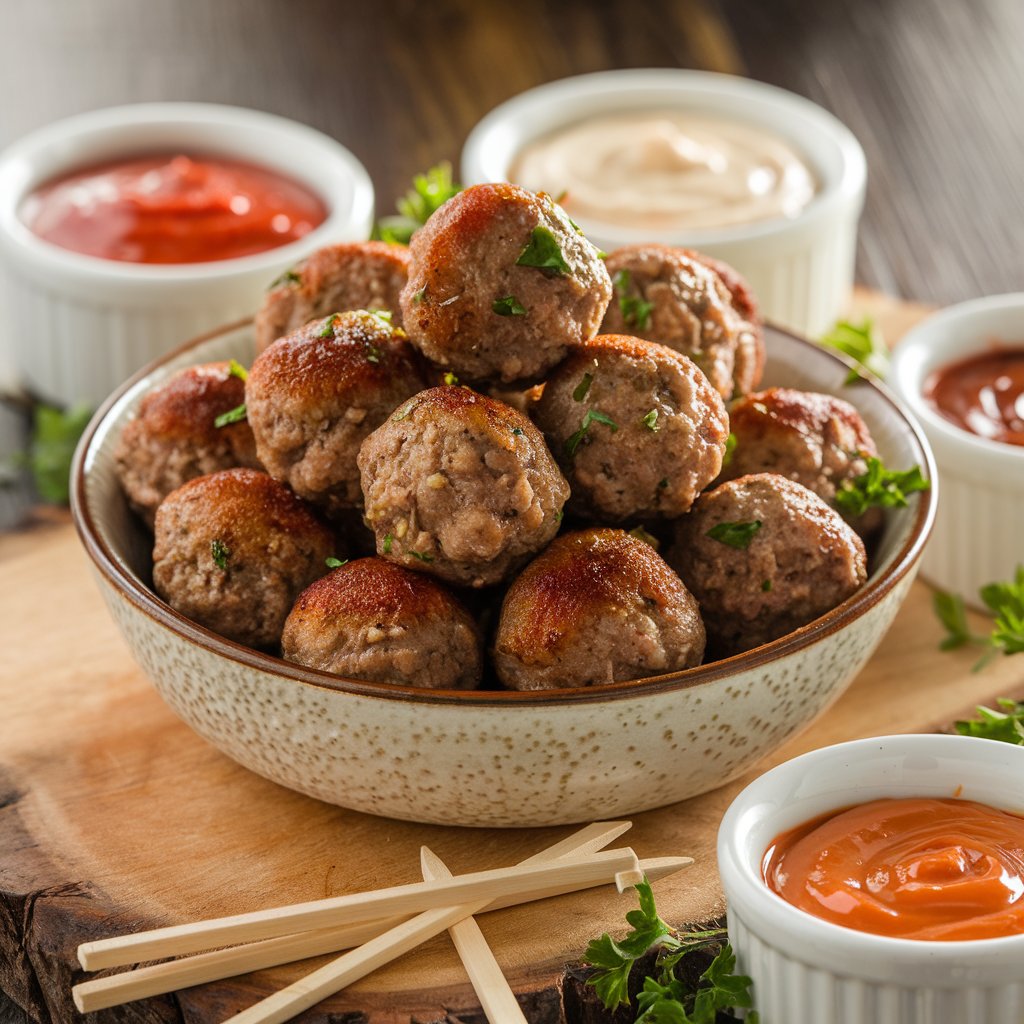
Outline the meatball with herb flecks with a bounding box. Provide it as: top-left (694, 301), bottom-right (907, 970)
top-left (667, 473), bottom-right (867, 656)
top-left (114, 361), bottom-right (261, 528)
top-left (358, 385), bottom-right (569, 588)
top-left (282, 557), bottom-right (482, 689)
top-left (533, 334), bottom-right (729, 521)
top-left (719, 387), bottom-right (882, 534)
top-left (255, 241), bottom-right (410, 352)
top-left (494, 528), bottom-right (705, 690)
top-left (152, 468), bottom-right (336, 648)
top-left (399, 183), bottom-right (612, 384)
top-left (601, 245), bottom-right (763, 399)
top-left (246, 310), bottom-right (428, 519)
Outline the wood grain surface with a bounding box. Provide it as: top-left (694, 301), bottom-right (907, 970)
top-left (2, 293), bottom-right (1023, 1024)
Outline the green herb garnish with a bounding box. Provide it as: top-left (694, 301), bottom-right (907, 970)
top-left (761, 579), bottom-right (773, 592)
top-left (819, 317), bottom-right (890, 384)
top-left (214, 403), bottom-right (247, 428)
top-left (373, 162), bottom-right (463, 245)
top-left (613, 269), bottom-right (655, 331)
top-left (955, 698), bottom-right (1024, 745)
top-left (516, 225), bottom-right (570, 275)
top-left (392, 401), bottom-right (415, 421)
top-left (935, 566), bottom-right (1024, 670)
top-left (366, 345), bottom-right (381, 364)
top-left (317, 314), bottom-right (339, 339)
top-left (211, 539), bottom-right (230, 570)
top-left (628, 526), bottom-right (660, 550)
top-left (27, 403), bottom-right (92, 505)
top-left (642, 409), bottom-right (659, 432)
top-left (368, 309), bottom-right (392, 327)
top-left (443, 372), bottom-right (459, 386)
top-left (268, 268), bottom-right (301, 290)
top-left (573, 372), bottom-right (593, 403)
top-left (228, 359), bottom-right (248, 382)
top-left (382, 534), bottom-right (393, 554)
top-left (325, 557), bottom-right (348, 569)
top-left (408, 550), bottom-right (434, 563)
top-left (658, 477), bottom-right (669, 490)
top-left (511, 427), bottom-right (524, 436)
top-left (492, 294), bottom-right (527, 317)
top-left (412, 286), bottom-right (427, 304)
top-left (565, 409), bottom-right (619, 456)
top-left (707, 520), bottom-right (762, 550)
top-left (834, 457), bottom-right (929, 517)
top-left (583, 879), bottom-right (757, 1021)
top-left (723, 432), bottom-right (737, 467)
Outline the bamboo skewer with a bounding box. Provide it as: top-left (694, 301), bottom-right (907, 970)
top-left (78, 846), bottom-right (643, 971)
top-left (421, 846), bottom-right (527, 1024)
top-left (72, 853), bottom-right (691, 1013)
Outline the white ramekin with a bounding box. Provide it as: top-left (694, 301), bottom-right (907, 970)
top-left (0, 103), bottom-right (374, 407)
top-left (718, 734), bottom-right (1024, 1024)
top-left (461, 69), bottom-right (866, 338)
top-left (888, 294), bottom-right (1024, 607)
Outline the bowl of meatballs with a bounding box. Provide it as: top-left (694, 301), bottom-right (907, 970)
top-left (72, 182), bottom-right (935, 827)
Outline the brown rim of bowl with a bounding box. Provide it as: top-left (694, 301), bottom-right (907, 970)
top-left (71, 318), bottom-right (937, 708)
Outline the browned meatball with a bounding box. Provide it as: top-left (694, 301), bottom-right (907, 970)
top-left (601, 245), bottom-right (763, 399)
top-left (152, 469), bottom-right (336, 647)
top-left (246, 310), bottom-right (428, 518)
top-left (114, 362), bottom-right (260, 527)
top-left (282, 557), bottom-right (482, 689)
top-left (721, 387), bottom-right (881, 532)
top-left (399, 183), bottom-right (612, 384)
top-left (494, 528), bottom-right (705, 690)
top-left (255, 241), bottom-right (410, 352)
top-left (358, 386), bottom-right (569, 588)
top-left (667, 473), bottom-right (867, 656)
top-left (533, 334), bottom-right (729, 520)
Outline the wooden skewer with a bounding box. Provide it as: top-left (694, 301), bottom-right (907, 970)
top-left (72, 852), bottom-right (691, 1013)
top-left (78, 846), bottom-right (643, 971)
top-left (421, 846), bottom-right (527, 1024)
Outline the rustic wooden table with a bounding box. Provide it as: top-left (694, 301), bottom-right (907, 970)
top-left (1, 2), bottom-right (1023, 1022)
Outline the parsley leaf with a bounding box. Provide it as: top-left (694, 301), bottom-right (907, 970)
top-left (325, 557), bottom-right (348, 569)
top-left (268, 268), bottom-right (301, 290)
top-left (613, 268), bottom-right (655, 331)
top-left (382, 534), bottom-right (393, 554)
top-left (956, 698), bottom-right (1024, 745)
top-left (412, 286), bottom-right (427, 304)
top-left (373, 162), bottom-right (463, 244)
top-left (643, 409), bottom-right (659, 432)
top-left (934, 567), bottom-right (1024, 669)
top-left (573, 372), bottom-right (593, 402)
top-left (516, 225), bottom-right (570, 275)
top-left (492, 294), bottom-right (527, 316)
top-left (565, 409), bottom-right (619, 456)
top-left (933, 590), bottom-right (980, 651)
top-left (317, 314), bottom-right (339, 339)
top-left (27, 403), bottom-right (92, 505)
top-left (723, 432), bottom-right (737, 467)
top-left (211, 539), bottom-right (230, 570)
top-left (818, 317), bottom-right (890, 384)
top-left (835, 457), bottom-right (930, 517)
top-left (214, 403), bottom-right (247, 428)
top-left (408, 550), bottom-right (434, 563)
top-left (228, 359), bottom-right (248, 382)
top-left (443, 371), bottom-right (460, 386)
top-left (707, 520), bottom-right (762, 550)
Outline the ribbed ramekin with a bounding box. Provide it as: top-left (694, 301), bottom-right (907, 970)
top-left (460, 69), bottom-right (866, 337)
top-left (889, 294), bottom-right (1024, 607)
top-left (718, 735), bottom-right (1024, 1024)
top-left (0, 103), bottom-right (374, 407)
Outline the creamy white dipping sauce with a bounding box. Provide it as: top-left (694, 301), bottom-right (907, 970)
top-left (511, 111), bottom-right (818, 232)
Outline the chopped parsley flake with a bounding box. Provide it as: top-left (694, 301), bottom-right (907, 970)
top-left (516, 225), bottom-right (570, 275)
top-left (761, 579), bottom-right (773, 592)
top-left (642, 409), bottom-right (659, 431)
top-left (492, 294), bottom-right (527, 316)
top-left (573, 372), bottom-right (593, 402)
top-left (317, 314), bottom-right (339, 339)
top-left (707, 520), bottom-right (762, 550)
top-left (325, 557), bottom-right (348, 569)
top-left (723, 432), bottom-right (738, 467)
top-left (658, 477), bottom-right (669, 490)
top-left (227, 359), bottom-right (248, 382)
top-left (368, 309), bottom-right (392, 327)
top-left (408, 550), bottom-right (434, 563)
top-left (443, 371), bottom-right (459, 386)
top-left (565, 409), bottom-right (619, 457)
top-left (211, 539), bottom-right (230, 570)
top-left (268, 268), bottom-right (301, 289)
top-left (412, 286), bottom-right (427, 304)
top-left (214, 403), bottom-right (247, 428)
top-left (366, 345), bottom-right (381, 364)
top-left (511, 427), bottom-right (524, 436)
top-left (614, 269), bottom-right (655, 330)
top-left (382, 534), bottom-right (393, 554)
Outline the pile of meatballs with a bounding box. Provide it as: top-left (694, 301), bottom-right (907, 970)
top-left (115, 182), bottom-right (878, 692)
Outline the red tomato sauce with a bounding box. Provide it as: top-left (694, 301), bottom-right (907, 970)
top-left (762, 797), bottom-right (1024, 940)
top-left (924, 345), bottom-right (1024, 447)
top-left (22, 154), bottom-right (327, 264)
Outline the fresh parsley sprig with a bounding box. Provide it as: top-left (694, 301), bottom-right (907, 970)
top-left (955, 698), bottom-right (1024, 745)
top-left (818, 317), bottom-right (890, 384)
top-left (707, 520), bottom-right (762, 550)
top-left (583, 880), bottom-right (757, 1022)
top-left (834, 457), bottom-right (929, 517)
top-left (934, 566), bottom-right (1024, 670)
top-left (565, 409), bottom-right (618, 456)
top-left (373, 162), bottom-right (463, 245)
top-left (613, 269), bottom-right (655, 331)
top-left (516, 225), bottom-right (570, 275)
top-left (27, 403), bottom-right (93, 504)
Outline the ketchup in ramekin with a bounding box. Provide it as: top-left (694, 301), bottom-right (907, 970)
top-left (763, 797), bottom-right (1024, 940)
top-left (923, 346), bottom-right (1024, 447)
top-left (21, 153), bottom-right (327, 264)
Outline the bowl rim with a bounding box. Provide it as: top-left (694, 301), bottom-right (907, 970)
top-left (888, 292), bottom-right (1024, 465)
top-left (0, 101), bottom-right (375, 284)
top-left (460, 68), bottom-right (867, 248)
top-left (71, 320), bottom-right (936, 708)
top-left (717, 734), bottom-right (1024, 963)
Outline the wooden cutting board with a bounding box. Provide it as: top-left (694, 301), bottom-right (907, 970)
top-left (2, 291), bottom-right (1022, 1024)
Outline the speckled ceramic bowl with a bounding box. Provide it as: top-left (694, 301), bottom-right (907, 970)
top-left (71, 324), bottom-right (935, 827)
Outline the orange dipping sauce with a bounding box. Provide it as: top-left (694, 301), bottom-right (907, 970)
top-left (22, 154), bottom-right (326, 264)
top-left (923, 346), bottom-right (1024, 447)
top-left (763, 797), bottom-right (1024, 940)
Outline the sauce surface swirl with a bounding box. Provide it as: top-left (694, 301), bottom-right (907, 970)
top-left (763, 797), bottom-right (1024, 941)
top-left (923, 345), bottom-right (1024, 447)
top-left (22, 153), bottom-right (326, 264)
top-left (511, 111), bottom-right (817, 232)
